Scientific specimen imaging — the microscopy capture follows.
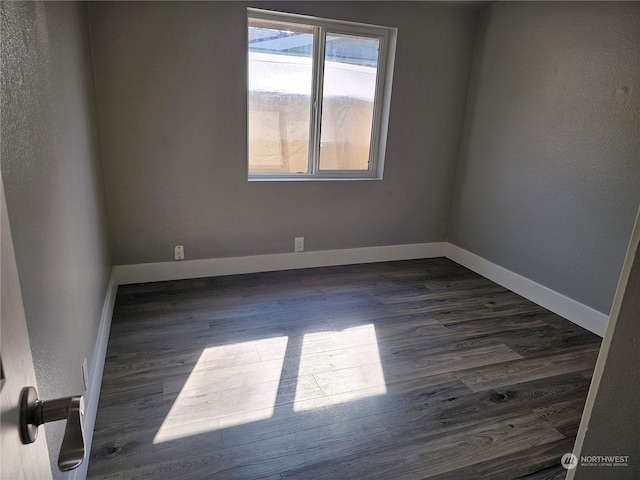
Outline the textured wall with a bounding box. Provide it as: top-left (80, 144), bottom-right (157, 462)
top-left (0, 2), bottom-right (111, 477)
top-left (88, 1), bottom-right (480, 265)
top-left (449, 1), bottom-right (640, 314)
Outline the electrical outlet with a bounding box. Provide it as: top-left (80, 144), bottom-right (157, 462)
top-left (174, 245), bottom-right (184, 260)
top-left (294, 237), bottom-right (304, 252)
top-left (82, 358), bottom-right (89, 391)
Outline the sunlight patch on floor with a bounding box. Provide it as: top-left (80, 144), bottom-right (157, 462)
top-left (294, 324), bottom-right (387, 412)
top-left (153, 336), bottom-right (289, 443)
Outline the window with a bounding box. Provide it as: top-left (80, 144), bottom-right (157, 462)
top-left (247, 8), bottom-right (397, 180)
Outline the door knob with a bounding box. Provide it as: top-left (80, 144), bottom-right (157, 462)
top-left (19, 386), bottom-right (86, 472)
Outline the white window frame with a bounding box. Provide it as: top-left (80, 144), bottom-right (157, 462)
top-left (247, 8), bottom-right (397, 181)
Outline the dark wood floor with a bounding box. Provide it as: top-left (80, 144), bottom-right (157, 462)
top-left (88, 258), bottom-right (601, 479)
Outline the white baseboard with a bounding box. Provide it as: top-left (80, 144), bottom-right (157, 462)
top-left (113, 242), bottom-right (449, 285)
top-left (72, 269), bottom-right (118, 480)
top-left (446, 244), bottom-right (609, 336)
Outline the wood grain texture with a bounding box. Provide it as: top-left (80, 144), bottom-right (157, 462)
top-left (88, 258), bottom-right (601, 479)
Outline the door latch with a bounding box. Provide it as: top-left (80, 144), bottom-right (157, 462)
top-left (19, 386), bottom-right (86, 472)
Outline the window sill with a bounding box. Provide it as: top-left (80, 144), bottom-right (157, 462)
top-left (248, 176), bottom-right (383, 182)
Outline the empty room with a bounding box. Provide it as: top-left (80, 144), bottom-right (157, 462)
top-left (1, 1), bottom-right (638, 479)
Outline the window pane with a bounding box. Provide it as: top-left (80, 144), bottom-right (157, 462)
top-left (248, 20), bottom-right (314, 174)
top-left (319, 34), bottom-right (379, 171)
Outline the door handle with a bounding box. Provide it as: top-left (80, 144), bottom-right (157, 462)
top-left (19, 386), bottom-right (86, 472)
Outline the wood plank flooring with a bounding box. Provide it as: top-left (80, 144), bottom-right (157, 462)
top-left (88, 258), bottom-right (601, 479)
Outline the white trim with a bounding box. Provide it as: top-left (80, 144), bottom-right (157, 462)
top-left (114, 243), bottom-right (448, 285)
top-left (566, 206), bottom-right (640, 479)
top-left (71, 269), bottom-right (118, 480)
top-left (445, 244), bottom-right (609, 337)
top-left (247, 7), bottom-right (394, 34)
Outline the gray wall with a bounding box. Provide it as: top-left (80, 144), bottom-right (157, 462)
top-left (449, 1), bottom-right (640, 314)
top-left (575, 217), bottom-right (639, 479)
top-left (87, 1), bottom-right (480, 265)
top-left (0, 2), bottom-right (111, 477)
